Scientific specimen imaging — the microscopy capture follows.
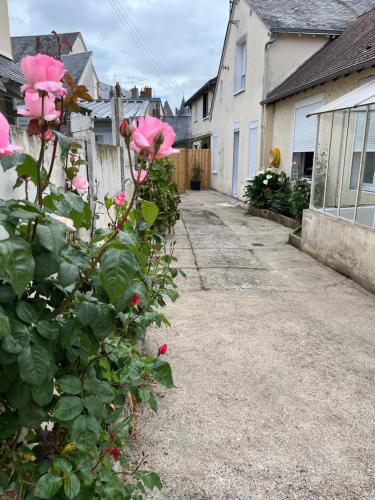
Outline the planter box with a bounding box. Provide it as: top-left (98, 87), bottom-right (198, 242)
top-left (247, 206), bottom-right (300, 229)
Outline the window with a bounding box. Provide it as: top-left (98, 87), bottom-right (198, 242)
top-left (193, 103), bottom-right (197, 122)
top-left (248, 122), bottom-right (258, 178)
top-left (234, 38), bottom-right (246, 93)
top-left (350, 111), bottom-right (375, 191)
top-left (292, 96), bottom-right (323, 178)
top-left (212, 134), bottom-right (219, 173)
top-left (203, 93), bottom-right (209, 118)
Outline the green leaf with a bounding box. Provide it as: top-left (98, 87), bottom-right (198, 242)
top-left (149, 392), bottom-right (158, 412)
top-left (0, 237), bottom-right (35, 298)
top-left (100, 247), bottom-right (138, 303)
top-left (58, 261), bottom-right (79, 287)
top-left (0, 152), bottom-right (24, 172)
top-left (64, 472), bottom-right (81, 499)
top-left (83, 395), bottom-right (104, 418)
top-left (36, 222), bottom-right (67, 254)
top-left (54, 396), bottom-right (83, 421)
top-left (7, 380), bottom-right (31, 409)
top-left (151, 360), bottom-right (174, 389)
top-left (139, 472), bottom-right (162, 491)
top-left (83, 378), bottom-right (115, 404)
top-left (53, 458), bottom-right (72, 474)
top-left (18, 343), bottom-right (50, 385)
top-left (141, 200), bottom-right (159, 226)
top-left (55, 130), bottom-right (72, 161)
top-left (71, 415), bottom-right (100, 442)
top-left (31, 377), bottom-right (54, 405)
top-left (37, 320), bottom-right (59, 341)
top-left (2, 318), bottom-right (29, 353)
top-left (75, 301), bottom-right (114, 339)
top-left (58, 375), bottom-right (82, 395)
top-left (0, 311), bottom-right (10, 339)
top-left (16, 154), bottom-right (39, 184)
top-left (0, 283), bottom-right (16, 304)
top-left (0, 412), bottom-right (19, 439)
top-left (34, 473), bottom-right (63, 499)
top-left (16, 301), bottom-right (38, 324)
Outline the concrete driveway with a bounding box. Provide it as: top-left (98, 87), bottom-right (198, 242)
top-left (138, 190), bottom-right (375, 499)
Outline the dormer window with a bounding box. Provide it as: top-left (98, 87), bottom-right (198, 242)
top-left (203, 92), bottom-right (209, 118)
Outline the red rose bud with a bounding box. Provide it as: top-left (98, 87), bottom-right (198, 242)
top-left (120, 119), bottom-right (132, 144)
top-left (154, 131), bottom-right (165, 152)
top-left (158, 344), bottom-right (168, 355)
top-left (109, 447), bottom-right (122, 461)
top-left (131, 293), bottom-right (140, 306)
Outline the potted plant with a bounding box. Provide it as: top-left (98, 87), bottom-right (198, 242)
top-left (191, 162), bottom-right (202, 190)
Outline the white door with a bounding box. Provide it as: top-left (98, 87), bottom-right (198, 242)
top-left (248, 121), bottom-right (258, 178)
top-left (232, 129), bottom-right (240, 197)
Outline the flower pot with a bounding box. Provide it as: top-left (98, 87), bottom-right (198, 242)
top-left (190, 180), bottom-right (201, 191)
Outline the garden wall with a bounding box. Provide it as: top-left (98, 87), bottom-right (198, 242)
top-left (3, 125), bottom-right (133, 229)
top-left (301, 208), bottom-right (375, 293)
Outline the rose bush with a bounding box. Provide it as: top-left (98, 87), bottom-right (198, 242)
top-left (0, 47), bottom-right (181, 499)
top-left (244, 168), bottom-right (290, 209)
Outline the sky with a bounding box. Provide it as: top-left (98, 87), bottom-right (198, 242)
top-left (7, 0), bottom-right (229, 110)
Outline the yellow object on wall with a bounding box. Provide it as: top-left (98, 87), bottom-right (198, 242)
top-left (269, 147), bottom-right (281, 167)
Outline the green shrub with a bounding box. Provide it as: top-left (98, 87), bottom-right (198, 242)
top-left (290, 178), bottom-right (311, 222)
top-left (244, 168), bottom-right (290, 209)
top-left (269, 186), bottom-right (292, 217)
top-left (141, 158), bottom-right (181, 234)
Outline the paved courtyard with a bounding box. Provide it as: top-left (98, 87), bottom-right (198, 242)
top-left (138, 190), bottom-right (375, 499)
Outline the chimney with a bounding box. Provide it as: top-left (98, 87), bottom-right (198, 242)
top-left (131, 86), bottom-right (139, 99)
top-left (141, 86), bottom-right (152, 98)
top-left (115, 81), bottom-right (122, 98)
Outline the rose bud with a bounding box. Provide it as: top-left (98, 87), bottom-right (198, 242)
top-left (158, 344), bottom-right (168, 356)
top-left (109, 447), bottom-right (122, 461)
top-left (120, 119), bottom-right (132, 145)
top-left (37, 129), bottom-right (53, 142)
top-left (154, 131), bottom-right (165, 152)
top-left (131, 293), bottom-right (140, 306)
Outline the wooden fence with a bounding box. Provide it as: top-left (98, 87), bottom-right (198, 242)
top-left (171, 148), bottom-right (211, 192)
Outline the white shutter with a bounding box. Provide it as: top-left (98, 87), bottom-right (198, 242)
top-left (353, 111), bottom-right (375, 152)
top-left (248, 122), bottom-right (258, 178)
top-left (293, 100), bottom-right (322, 152)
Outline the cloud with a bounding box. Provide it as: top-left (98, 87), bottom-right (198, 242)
top-left (8, 0), bottom-right (229, 108)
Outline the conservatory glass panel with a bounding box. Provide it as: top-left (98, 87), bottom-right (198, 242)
top-left (312, 113), bottom-right (330, 210)
top-left (355, 107), bottom-right (375, 226)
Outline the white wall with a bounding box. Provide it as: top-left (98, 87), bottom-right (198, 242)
top-left (191, 88), bottom-right (215, 140)
top-left (0, 0), bottom-right (13, 59)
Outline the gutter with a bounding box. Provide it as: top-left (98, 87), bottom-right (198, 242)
top-left (260, 33), bottom-right (277, 168)
top-left (262, 58), bottom-right (375, 105)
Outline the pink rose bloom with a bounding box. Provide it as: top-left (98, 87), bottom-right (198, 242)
top-left (37, 129), bottom-right (53, 142)
top-left (18, 91), bottom-right (59, 122)
top-left (130, 116), bottom-right (179, 160)
top-left (0, 112), bottom-right (23, 157)
top-left (132, 169), bottom-right (148, 184)
top-left (20, 54), bottom-right (66, 95)
top-left (68, 175), bottom-right (89, 195)
top-left (158, 344), bottom-right (168, 356)
top-left (115, 191), bottom-right (126, 207)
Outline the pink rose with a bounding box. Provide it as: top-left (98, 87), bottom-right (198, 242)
top-left (130, 116), bottom-right (179, 160)
top-left (132, 169), bottom-right (148, 184)
top-left (68, 175), bottom-right (89, 195)
top-left (18, 91), bottom-right (59, 122)
top-left (20, 54), bottom-right (66, 96)
top-left (37, 129), bottom-right (53, 142)
top-left (131, 293), bottom-right (140, 306)
top-left (115, 191), bottom-right (126, 207)
top-left (0, 112), bottom-right (23, 157)
top-left (158, 344), bottom-right (168, 356)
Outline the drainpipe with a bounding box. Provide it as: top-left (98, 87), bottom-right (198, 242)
top-left (260, 33), bottom-right (276, 168)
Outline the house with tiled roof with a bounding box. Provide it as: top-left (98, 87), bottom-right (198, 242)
top-left (208, 0), bottom-right (375, 197)
top-left (0, 0), bottom-right (25, 123)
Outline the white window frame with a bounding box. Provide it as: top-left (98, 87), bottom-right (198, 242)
top-left (349, 110), bottom-right (375, 193)
top-left (247, 121), bottom-right (258, 180)
top-left (234, 36), bottom-right (247, 94)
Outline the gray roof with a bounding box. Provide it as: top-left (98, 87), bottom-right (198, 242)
top-left (61, 52), bottom-right (91, 84)
top-left (185, 77), bottom-right (217, 107)
top-left (0, 55), bottom-right (25, 86)
top-left (247, 0), bottom-right (375, 33)
top-left (84, 99), bottom-right (149, 119)
top-left (177, 97), bottom-right (191, 117)
top-left (11, 32), bottom-right (80, 62)
top-left (264, 8), bottom-right (375, 104)
top-left (163, 100), bottom-right (174, 116)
